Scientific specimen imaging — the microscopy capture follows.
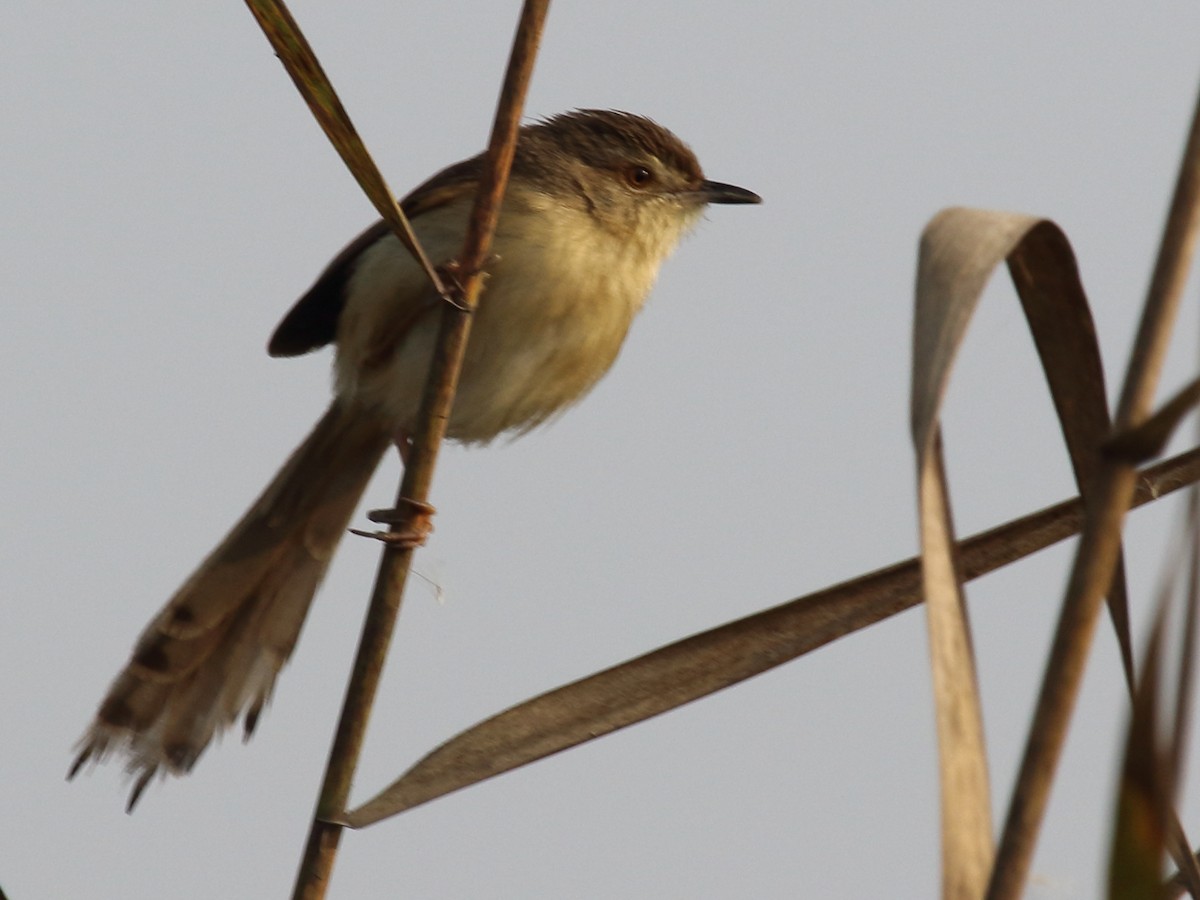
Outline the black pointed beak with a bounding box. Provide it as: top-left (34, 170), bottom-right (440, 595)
top-left (699, 180), bottom-right (762, 205)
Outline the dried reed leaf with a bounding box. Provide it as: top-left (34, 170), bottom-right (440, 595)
top-left (242, 0), bottom-right (444, 294)
top-left (335, 448), bottom-right (1200, 828)
top-left (1111, 492), bottom-right (1200, 899)
top-left (912, 208), bottom-right (1123, 895)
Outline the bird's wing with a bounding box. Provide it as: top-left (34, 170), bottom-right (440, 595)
top-left (267, 157), bottom-right (485, 358)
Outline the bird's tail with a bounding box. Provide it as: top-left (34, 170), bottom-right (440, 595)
top-left (70, 400), bottom-right (391, 808)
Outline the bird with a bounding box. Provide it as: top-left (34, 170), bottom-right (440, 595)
top-left (70, 109), bottom-right (761, 808)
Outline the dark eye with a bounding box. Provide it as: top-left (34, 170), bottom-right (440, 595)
top-left (625, 165), bottom-right (654, 188)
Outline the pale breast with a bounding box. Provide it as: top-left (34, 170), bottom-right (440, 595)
top-left (335, 192), bottom-right (670, 443)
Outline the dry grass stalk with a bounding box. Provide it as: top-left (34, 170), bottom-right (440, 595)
top-left (240, 1), bottom-right (552, 897)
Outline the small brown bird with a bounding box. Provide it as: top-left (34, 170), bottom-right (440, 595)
top-left (71, 109), bottom-right (760, 808)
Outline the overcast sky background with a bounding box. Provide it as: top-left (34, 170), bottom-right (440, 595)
top-left (7, 2), bottom-right (1200, 898)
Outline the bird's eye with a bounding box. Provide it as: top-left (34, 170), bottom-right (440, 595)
top-left (625, 165), bottom-right (654, 188)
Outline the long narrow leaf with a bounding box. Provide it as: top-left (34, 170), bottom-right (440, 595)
top-left (912, 210), bottom-right (1121, 895)
top-left (242, 0), bottom-right (445, 295)
top-left (338, 447), bottom-right (1200, 828)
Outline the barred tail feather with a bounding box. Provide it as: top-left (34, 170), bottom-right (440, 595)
top-left (71, 401), bottom-right (391, 808)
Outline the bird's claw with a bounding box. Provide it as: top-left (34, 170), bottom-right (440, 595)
top-left (436, 256), bottom-right (500, 311)
top-left (350, 498), bottom-right (436, 548)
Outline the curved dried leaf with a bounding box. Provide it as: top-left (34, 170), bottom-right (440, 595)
top-left (914, 210), bottom-right (1038, 894)
top-left (913, 209), bottom-right (1121, 896)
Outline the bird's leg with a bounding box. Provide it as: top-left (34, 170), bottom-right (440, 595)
top-left (395, 430), bottom-right (414, 466)
top-left (436, 255), bottom-right (499, 311)
top-left (349, 430), bottom-right (435, 548)
top-left (435, 259), bottom-right (471, 311)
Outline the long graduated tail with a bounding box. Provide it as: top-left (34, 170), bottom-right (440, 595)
top-left (71, 400), bottom-right (391, 808)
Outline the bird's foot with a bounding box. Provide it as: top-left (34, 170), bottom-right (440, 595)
top-left (350, 498), bottom-right (436, 548)
top-left (436, 255), bottom-right (499, 311)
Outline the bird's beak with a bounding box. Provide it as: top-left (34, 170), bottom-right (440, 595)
top-left (699, 180), bottom-right (762, 205)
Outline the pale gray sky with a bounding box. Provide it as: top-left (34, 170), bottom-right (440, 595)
top-left (6, 2), bottom-right (1200, 897)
